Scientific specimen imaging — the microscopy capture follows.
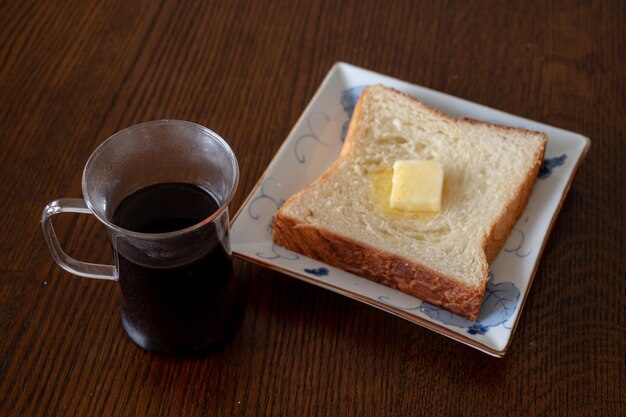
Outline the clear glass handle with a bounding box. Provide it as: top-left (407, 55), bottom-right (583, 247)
top-left (41, 198), bottom-right (117, 280)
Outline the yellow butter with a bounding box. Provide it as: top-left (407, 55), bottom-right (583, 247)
top-left (368, 168), bottom-right (435, 220)
top-left (390, 160), bottom-right (443, 212)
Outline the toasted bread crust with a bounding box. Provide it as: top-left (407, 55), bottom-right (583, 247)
top-left (273, 213), bottom-right (485, 320)
top-left (273, 85), bottom-right (546, 321)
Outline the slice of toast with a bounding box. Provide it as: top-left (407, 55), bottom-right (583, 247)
top-left (273, 85), bottom-right (547, 320)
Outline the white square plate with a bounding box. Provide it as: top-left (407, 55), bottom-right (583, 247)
top-left (230, 62), bottom-right (590, 357)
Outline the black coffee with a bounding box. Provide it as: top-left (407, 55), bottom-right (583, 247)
top-left (111, 182), bottom-right (244, 355)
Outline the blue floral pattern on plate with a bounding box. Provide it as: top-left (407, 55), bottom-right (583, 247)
top-left (247, 177), bottom-right (285, 233)
top-left (378, 272), bottom-right (520, 335)
top-left (294, 112), bottom-right (330, 163)
top-left (419, 272), bottom-right (520, 335)
top-left (304, 267), bottom-right (330, 277)
top-left (340, 85), bottom-right (367, 141)
top-left (539, 154), bottom-right (567, 179)
top-left (503, 229), bottom-right (532, 258)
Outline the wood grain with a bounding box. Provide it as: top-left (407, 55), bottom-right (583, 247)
top-left (1, 0), bottom-right (624, 416)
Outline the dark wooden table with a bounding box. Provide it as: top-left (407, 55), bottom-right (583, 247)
top-left (1, 0), bottom-right (624, 415)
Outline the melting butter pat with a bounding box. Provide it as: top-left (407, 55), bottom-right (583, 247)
top-left (390, 160), bottom-right (443, 212)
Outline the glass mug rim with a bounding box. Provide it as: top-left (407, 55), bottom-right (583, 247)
top-left (82, 119), bottom-right (239, 240)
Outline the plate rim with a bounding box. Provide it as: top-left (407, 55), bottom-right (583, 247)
top-left (231, 61), bottom-right (591, 357)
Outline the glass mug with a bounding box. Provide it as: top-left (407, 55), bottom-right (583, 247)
top-left (41, 120), bottom-right (245, 356)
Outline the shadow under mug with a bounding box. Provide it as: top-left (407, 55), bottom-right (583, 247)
top-left (41, 120), bottom-right (246, 356)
